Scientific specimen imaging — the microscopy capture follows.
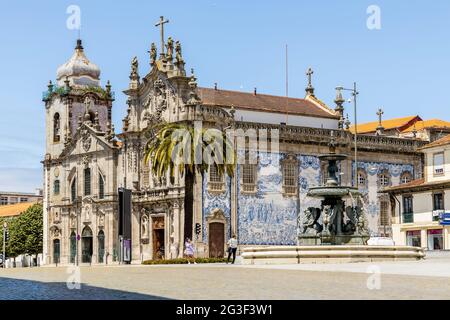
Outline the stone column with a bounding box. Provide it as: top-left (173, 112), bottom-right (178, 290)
top-left (444, 227), bottom-right (449, 251)
top-left (179, 203), bottom-right (185, 258)
top-left (131, 206), bottom-right (140, 262)
top-left (231, 166), bottom-right (238, 237)
top-left (43, 163), bottom-right (50, 265)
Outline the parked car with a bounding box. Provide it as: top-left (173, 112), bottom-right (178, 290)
top-left (0, 254), bottom-right (3, 267)
top-left (367, 237), bottom-right (395, 246)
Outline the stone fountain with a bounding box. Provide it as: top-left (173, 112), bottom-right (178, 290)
top-left (299, 131), bottom-right (370, 246)
top-left (241, 131), bottom-right (425, 265)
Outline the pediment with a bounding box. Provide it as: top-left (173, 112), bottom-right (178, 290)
top-left (60, 123), bottom-right (116, 158)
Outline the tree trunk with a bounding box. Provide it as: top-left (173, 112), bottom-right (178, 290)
top-left (184, 168), bottom-right (194, 241)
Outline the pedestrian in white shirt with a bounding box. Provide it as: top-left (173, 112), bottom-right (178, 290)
top-left (226, 234), bottom-right (238, 264)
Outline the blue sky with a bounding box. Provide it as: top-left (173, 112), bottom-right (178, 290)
top-left (0, 0), bottom-right (449, 192)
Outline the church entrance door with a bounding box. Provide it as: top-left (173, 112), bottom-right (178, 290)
top-left (209, 222), bottom-right (225, 258)
top-left (81, 226), bottom-right (93, 263)
top-left (53, 239), bottom-right (60, 264)
top-left (152, 217), bottom-right (165, 260)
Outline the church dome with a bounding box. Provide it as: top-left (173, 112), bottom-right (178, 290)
top-left (56, 39), bottom-right (101, 87)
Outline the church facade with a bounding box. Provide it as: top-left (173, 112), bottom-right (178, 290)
top-left (42, 29), bottom-right (428, 265)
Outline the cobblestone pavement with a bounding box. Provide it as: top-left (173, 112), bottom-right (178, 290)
top-left (1, 258), bottom-right (450, 300)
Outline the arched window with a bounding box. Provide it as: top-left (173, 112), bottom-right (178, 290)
top-left (84, 168), bottom-right (91, 196)
top-left (400, 171), bottom-right (413, 184)
top-left (379, 170), bottom-right (391, 187)
top-left (53, 180), bottom-right (60, 195)
top-left (53, 113), bottom-right (60, 143)
top-left (71, 178), bottom-right (77, 202)
top-left (98, 174), bottom-right (105, 199)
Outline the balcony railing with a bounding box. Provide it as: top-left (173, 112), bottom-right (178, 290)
top-left (403, 212), bottom-right (414, 223)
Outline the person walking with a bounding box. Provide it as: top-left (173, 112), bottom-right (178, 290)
top-left (184, 238), bottom-right (196, 264)
top-left (226, 234), bottom-right (238, 264)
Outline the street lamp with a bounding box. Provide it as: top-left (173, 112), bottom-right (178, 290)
top-left (2, 221), bottom-right (7, 269)
top-left (336, 82), bottom-right (359, 188)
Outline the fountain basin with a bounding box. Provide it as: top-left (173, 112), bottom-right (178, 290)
top-left (307, 186), bottom-right (361, 198)
top-left (241, 245), bottom-right (425, 265)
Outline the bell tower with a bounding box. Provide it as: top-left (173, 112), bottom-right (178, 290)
top-left (42, 39), bottom-right (114, 158)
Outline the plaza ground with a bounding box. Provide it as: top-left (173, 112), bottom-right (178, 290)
top-left (1, 253), bottom-right (450, 300)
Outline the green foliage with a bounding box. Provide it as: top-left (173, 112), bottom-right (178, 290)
top-left (144, 122), bottom-right (236, 180)
top-left (7, 216), bottom-right (26, 258)
top-left (20, 204), bottom-right (43, 257)
top-left (142, 257), bottom-right (227, 265)
top-left (0, 203), bottom-right (43, 259)
top-left (80, 86), bottom-right (110, 99)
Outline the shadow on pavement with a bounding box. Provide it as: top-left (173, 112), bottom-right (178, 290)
top-left (0, 277), bottom-right (170, 300)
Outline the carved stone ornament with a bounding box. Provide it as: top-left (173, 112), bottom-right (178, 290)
top-left (82, 135), bottom-right (92, 152)
top-left (98, 211), bottom-right (105, 227)
top-left (70, 213), bottom-right (77, 228)
top-left (83, 204), bottom-right (91, 222)
top-left (82, 155), bottom-right (91, 167)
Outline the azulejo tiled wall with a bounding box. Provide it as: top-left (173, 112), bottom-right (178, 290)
top-left (353, 161), bottom-right (414, 235)
top-left (202, 152), bottom-right (321, 246)
top-left (202, 175), bottom-right (231, 243)
top-left (202, 154), bottom-right (415, 244)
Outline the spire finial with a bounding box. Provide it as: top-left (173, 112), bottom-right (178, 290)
top-left (334, 86), bottom-right (345, 118)
top-left (129, 57), bottom-right (140, 89)
top-left (187, 68), bottom-right (201, 105)
top-left (345, 113), bottom-right (351, 130)
top-left (75, 39), bottom-right (83, 50)
top-left (305, 67), bottom-right (315, 96)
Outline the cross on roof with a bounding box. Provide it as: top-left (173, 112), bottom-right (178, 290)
top-left (155, 16), bottom-right (169, 56)
top-left (305, 67), bottom-right (315, 95)
top-left (377, 108), bottom-right (384, 126)
top-left (306, 67), bottom-right (314, 87)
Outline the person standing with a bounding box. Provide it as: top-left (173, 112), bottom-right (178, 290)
top-left (184, 238), bottom-right (196, 264)
top-left (226, 234), bottom-right (238, 264)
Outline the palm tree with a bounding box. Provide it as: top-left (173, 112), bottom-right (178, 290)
top-left (143, 122), bottom-right (236, 240)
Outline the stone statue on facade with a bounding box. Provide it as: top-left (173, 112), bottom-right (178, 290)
top-left (175, 40), bottom-right (184, 64)
top-left (149, 42), bottom-right (157, 66)
top-left (166, 37), bottom-right (174, 62)
top-left (130, 56), bottom-right (139, 79)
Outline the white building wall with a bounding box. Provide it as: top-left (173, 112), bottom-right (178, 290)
top-left (425, 145), bottom-right (450, 183)
top-left (230, 109), bottom-right (339, 129)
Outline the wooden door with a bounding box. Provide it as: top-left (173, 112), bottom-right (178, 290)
top-left (209, 222), bottom-right (225, 258)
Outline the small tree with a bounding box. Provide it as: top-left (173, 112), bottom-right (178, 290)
top-left (1, 204), bottom-right (43, 267)
top-left (21, 203), bottom-right (43, 263)
top-left (7, 216), bottom-right (26, 266)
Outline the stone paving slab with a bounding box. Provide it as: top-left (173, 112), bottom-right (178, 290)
top-left (236, 257), bottom-right (450, 278)
top-left (1, 261), bottom-right (450, 300)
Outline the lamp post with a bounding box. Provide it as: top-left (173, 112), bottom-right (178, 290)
top-left (2, 222), bottom-right (6, 269)
top-left (336, 83), bottom-right (359, 188)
